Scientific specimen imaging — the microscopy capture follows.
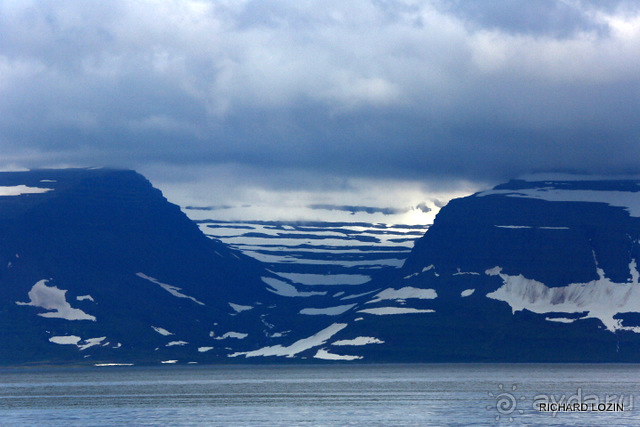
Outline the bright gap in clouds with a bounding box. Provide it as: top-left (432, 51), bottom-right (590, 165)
top-left (147, 165), bottom-right (481, 225)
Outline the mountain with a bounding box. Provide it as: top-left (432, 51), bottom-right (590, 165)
top-left (3, 170), bottom-right (640, 364)
top-left (309, 176), bottom-right (640, 362)
top-left (0, 168), bottom-right (302, 364)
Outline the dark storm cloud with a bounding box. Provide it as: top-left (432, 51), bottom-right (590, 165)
top-left (1, 0), bottom-right (639, 190)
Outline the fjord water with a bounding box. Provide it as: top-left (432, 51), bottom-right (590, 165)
top-left (1, 364), bottom-right (639, 426)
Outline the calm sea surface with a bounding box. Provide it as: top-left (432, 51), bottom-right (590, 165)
top-left (1, 364), bottom-right (640, 426)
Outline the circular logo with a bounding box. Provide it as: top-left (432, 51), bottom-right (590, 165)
top-left (487, 384), bottom-right (526, 422)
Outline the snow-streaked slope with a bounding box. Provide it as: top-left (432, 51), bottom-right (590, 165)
top-left (186, 219), bottom-right (428, 289)
top-left (12, 168), bottom-right (640, 364)
top-left (0, 168), bottom-right (290, 365)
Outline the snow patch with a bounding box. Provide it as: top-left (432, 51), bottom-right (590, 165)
top-left (0, 185), bottom-right (52, 196)
top-left (314, 348), bottom-right (362, 361)
top-left (78, 337), bottom-right (106, 350)
top-left (358, 307), bottom-right (435, 315)
top-left (299, 304), bottom-right (356, 316)
top-left (166, 341), bottom-right (188, 346)
top-left (229, 302), bottom-right (253, 313)
top-left (367, 287), bottom-right (437, 304)
top-left (545, 317), bottom-right (576, 323)
top-left (136, 273), bottom-right (205, 305)
top-left (485, 260), bottom-right (640, 333)
top-left (485, 266), bottom-right (502, 275)
top-left (423, 265), bottom-right (439, 276)
top-left (215, 332), bottom-right (248, 340)
top-left (332, 336), bottom-right (384, 346)
top-left (461, 289), bottom-right (475, 297)
top-left (49, 335), bottom-right (106, 350)
top-left (229, 323), bottom-right (347, 358)
top-left (453, 268), bottom-right (480, 276)
top-left (17, 280), bottom-right (96, 321)
top-left (152, 326), bottom-right (174, 336)
top-left (49, 335), bottom-right (81, 345)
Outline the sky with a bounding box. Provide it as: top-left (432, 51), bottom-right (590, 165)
top-left (1, 0), bottom-right (639, 223)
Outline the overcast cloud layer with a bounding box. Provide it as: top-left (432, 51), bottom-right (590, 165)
top-left (2, 0), bottom-right (640, 212)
